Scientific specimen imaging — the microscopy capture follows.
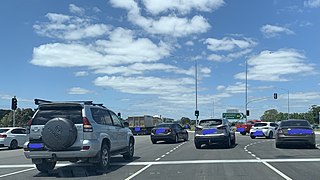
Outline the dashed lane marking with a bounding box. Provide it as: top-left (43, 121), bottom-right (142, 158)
top-left (0, 168), bottom-right (36, 178)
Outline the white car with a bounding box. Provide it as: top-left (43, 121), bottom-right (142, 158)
top-left (0, 127), bottom-right (27, 149)
top-left (249, 122), bottom-right (278, 139)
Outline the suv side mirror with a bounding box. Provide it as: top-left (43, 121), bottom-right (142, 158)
top-left (123, 122), bottom-right (129, 128)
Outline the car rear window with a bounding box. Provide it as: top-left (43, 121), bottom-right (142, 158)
top-left (157, 124), bottom-right (173, 128)
top-left (32, 106), bottom-right (83, 125)
top-left (281, 120), bottom-right (310, 127)
top-left (0, 129), bottom-right (9, 133)
top-left (199, 119), bottom-right (222, 127)
top-left (254, 123), bottom-right (268, 127)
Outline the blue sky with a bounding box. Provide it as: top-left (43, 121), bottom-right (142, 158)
top-left (1, 0), bottom-right (320, 120)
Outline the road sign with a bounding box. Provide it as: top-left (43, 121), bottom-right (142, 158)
top-left (222, 113), bottom-right (245, 119)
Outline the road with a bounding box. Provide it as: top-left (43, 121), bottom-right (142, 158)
top-left (0, 132), bottom-right (319, 180)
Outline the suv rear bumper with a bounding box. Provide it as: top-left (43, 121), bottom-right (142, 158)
top-left (24, 139), bottom-right (101, 160)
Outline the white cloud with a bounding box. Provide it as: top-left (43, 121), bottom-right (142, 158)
top-left (69, 4), bottom-right (85, 15)
top-left (74, 71), bottom-right (89, 77)
top-left (68, 87), bottom-right (92, 94)
top-left (260, 24), bottom-right (294, 38)
top-left (304, 0), bottom-right (320, 8)
top-left (286, 92), bottom-right (320, 101)
top-left (31, 27), bottom-right (172, 67)
top-left (216, 85), bottom-right (225, 90)
top-left (33, 13), bottom-right (111, 40)
top-left (109, 0), bottom-right (211, 37)
top-left (234, 49), bottom-right (315, 81)
top-left (185, 41), bottom-right (194, 46)
top-left (205, 37), bottom-right (257, 51)
top-left (217, 82), bottom-right (246, 94)
top-left (205, 37), bottom-right (257, 62)
top-left (93, 76), bottom-right (194, 95)
top-left (142, 0), bottom-right (225, 15)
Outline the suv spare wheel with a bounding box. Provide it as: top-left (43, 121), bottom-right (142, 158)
top-left (42, 118), bottom-right (77, 150)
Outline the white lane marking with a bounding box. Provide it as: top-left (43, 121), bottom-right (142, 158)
top-left (170, 150), bottom-right (174, 152)
top-left (161, 155), bottom-right (166, 158)
top-left (262, 162), bottom-right (292, 180)
top-left (124, 164), bottom-right (152, 180)
top-left (166, 152), bottom-right (170, 155)
top-left (251, 154), bottom-right (256, 157)
top-left (155, 158), bottom-right (161, 161)
top-left (0, 168), bottom-right (36, 178)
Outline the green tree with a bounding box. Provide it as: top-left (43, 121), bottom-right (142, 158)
top-left (0, 108), bottom-right (35, 127)
top-left (260, 109), bottom-right (278, 122)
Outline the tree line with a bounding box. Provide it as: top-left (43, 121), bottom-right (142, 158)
top-left (0, 108), bottom-right (35, 127)
top-left (260, 105), bottom-right (320, 124)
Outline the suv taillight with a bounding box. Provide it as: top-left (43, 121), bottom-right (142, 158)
top-left (277, 128), bottom-right (284, 134)
top-left (217, 125), bottom-right (227, 130)
top-left (0, 134), bottom-right (7, 138)
top-left (83, 117), bottom-right (93, 132)
top-left (165, 128), bottom-right (172, 133)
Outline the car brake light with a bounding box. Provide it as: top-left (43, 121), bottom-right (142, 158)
top-left (82, 146), bottom-right (90, 150)
top-left (83, 117), bottom-right (93, 132)
top-left (0, 134), bottom-right (7, 138)
top-left (277, 129), bottom-right (284, 134)
top-left (217, 125), bottom-right (227, 130)
top-left (165, 128), bottom-right (172, 133)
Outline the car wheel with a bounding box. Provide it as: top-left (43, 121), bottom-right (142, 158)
top-left (275, 142), bottom-right (282, 148)
top-left (310, 144), bottom-right (317, 149)
top-left (240, 132), bottom-right (246, 135)
top-left (174, 134), bottom-right (179, 143)
top-left (184, 133), bottom-right (189, 141)
top-left (231, 136), bottom-right (236, 145)
top-left (225, 136), bottom-right (231, 148)
top-left (195, 142), bottom-right (202, 149)
top-left (123, 138), bottom-right (134, 160)
top-left (151, 139), bottom-right (157, 144)
top-left (267, 131), bottom-right (273, 139)
top-left (9, 140), bottom-right (18, 150)
top-left (96, 144), bottom-right (110, 171)
top-left (250, 135), bottom-right (256, 139)
top-left (35, 160), bottom-right (56, 173)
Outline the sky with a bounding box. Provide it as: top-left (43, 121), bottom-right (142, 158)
top-left (0, 0), bottom-right (320, 120)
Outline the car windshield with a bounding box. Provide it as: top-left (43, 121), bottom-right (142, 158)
top-left (281, 121), bottom-right (310, 127)
top-left (0, 129), bottom-right (9, 133)
top-left (199, 119), bottom-right (222, 127)
top-left (254, 123), bottom-right (268, 127)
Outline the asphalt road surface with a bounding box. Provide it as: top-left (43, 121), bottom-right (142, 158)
top-left (0, 132), bottom-right (319, 180)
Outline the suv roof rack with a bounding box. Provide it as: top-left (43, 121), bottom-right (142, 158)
top-left (34, 99), bottom-right (105, 108)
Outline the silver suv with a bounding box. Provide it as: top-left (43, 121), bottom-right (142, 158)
top-left (24, 99), bottom-right (134, 173)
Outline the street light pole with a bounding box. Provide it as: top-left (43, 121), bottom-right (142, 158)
top-left (195, 59), bottom-right (198, 125)
top-left (275, 87), bottom-right (290, 120)
top-left (245, 59), bottom-right (248, 122)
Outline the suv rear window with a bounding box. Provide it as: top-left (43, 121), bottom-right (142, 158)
top-left (281, 120), bottom-right (310, 127)
top-left (254, 123), bottom-right (268, 127)
top-left (33, 106), bottom-right (83, 125)
top-left (199, 119), bottom-right (222, 127)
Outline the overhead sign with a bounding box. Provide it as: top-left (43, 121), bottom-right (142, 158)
top-left (222, 113), bottom-right (245, 119)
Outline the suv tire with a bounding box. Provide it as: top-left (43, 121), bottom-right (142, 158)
top-left (151, 139), bottom-right (157, 144)
top-left (42, 118), bottom-right (77, 150)
top-left (123, 138), bottom-right (134, 160)
top-left (225, 136), bottom-right (231, 148)
top-left (96, 144), bottom-right (110, 171)
top-left (35, 160), bottom-right (56, 173)
top-left (184, 133), bottom-right (189, 141)
top-left (195, 141), bottom-right (202, 149)
top-left (267, 131), bottom-right (273, 139)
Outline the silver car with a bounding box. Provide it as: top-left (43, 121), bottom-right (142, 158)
top-left (24, 99), bottom-right (134, 173)
top-left (276, 119), bottom-right (316, 148)
top-left (194, 118), bottom-right (235, 149)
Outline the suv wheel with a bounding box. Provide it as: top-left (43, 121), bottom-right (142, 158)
top-left (96, 144), bottom-right (110, 171)
top-left (173, 134), bottom-right (179, 143)
top-left (35, 160), bottom-right (56, 173)
top-left (225, 136), bottom-right (231, 148)
top-left (123, 139), bottom-right (134, 160)
top-left (9, 140), bottom-right (18, 150)
top-left (184, 133), bottom-right (189, 141)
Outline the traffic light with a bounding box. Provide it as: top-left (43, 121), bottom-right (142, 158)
top-left (195, 110), bottom-right (199, 117)
top-left (274, 93), bottom-right (278, 99)
top-left (117, 112), bottom-right (121, 119)
top-left (246, 110), bottom-right (250, 116)
top-left (11, 97), bottom-right (17, 110)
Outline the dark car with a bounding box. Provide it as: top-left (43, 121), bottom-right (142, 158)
top-left (150, 123), bottom-right (188, 144)
top-left (275, 119), bottom-right (316, 148)
top-left (194, 118), bottom-right (235, 149)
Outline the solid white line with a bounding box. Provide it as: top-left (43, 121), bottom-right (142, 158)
top-left (262, 162), bottom-right (292, 180)
top-left (124, 164), bottom-right (152, 180)
top-left (0, 168), bottom-right (36, 178)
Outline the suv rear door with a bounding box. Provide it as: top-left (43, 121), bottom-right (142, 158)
top-left (30, 104), bottom-right (84, 149)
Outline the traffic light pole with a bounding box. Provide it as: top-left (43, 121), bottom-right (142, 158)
top-left (13, 110), bottom-right (16, 127)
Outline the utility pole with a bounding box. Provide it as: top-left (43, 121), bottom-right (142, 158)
top-left (195, 59), bottom-right (199, 125)
top-left (245, 59), bottom-right (248, 122)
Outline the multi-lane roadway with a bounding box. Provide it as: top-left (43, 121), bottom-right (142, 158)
top-left (0, 132), bottom-right (319, 179)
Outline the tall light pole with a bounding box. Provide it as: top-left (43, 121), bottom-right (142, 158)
top-left (245, 59), bottom-right (248, 122)
top-left (275, 87), bottom-right (290, 120)
top-left (195, 59), bottom-right (199, 125)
